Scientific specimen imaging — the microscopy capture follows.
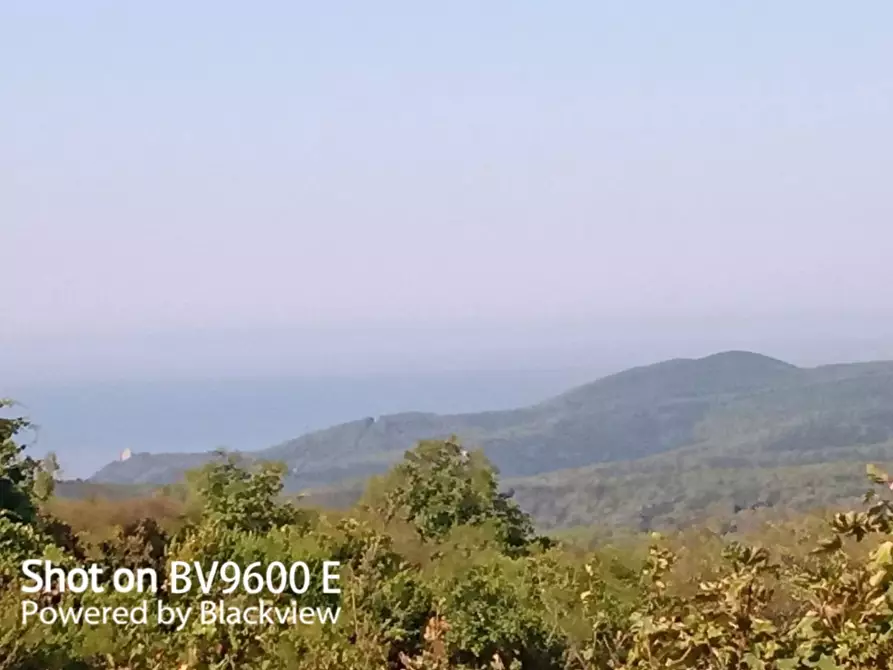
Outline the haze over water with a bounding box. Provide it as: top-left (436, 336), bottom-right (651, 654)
top-left (3, 2), bottom-right (891, 475)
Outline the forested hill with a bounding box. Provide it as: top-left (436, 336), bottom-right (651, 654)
top-left (89, 351), bottom-right (893, 493)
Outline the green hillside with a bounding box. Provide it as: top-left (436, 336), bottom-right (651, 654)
top-left (91, 352), bottom-right (893, 496)
top-left (80, 352), bottom-right (893, 532)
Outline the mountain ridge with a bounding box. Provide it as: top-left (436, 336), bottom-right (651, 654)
top-left (90, 351), bottom-right (893, 490)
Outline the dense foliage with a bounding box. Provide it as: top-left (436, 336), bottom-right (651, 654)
top-left (7, 403), bottom-right (893, 668)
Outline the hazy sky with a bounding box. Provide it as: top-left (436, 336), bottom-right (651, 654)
top-left (4, 2), bottom-right (892, 383)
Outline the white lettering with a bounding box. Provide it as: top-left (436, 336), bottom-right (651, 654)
top-left (323, 561), bottom-right (341, 594)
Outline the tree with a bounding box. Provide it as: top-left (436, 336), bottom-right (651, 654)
top-left (185, 450), bottom-right (301, 533)
top-left (0, 401), bottom-right (72, 579)
top-left (0, 399), bottom-right (43, 524)
top-left (366, 438), bottom-right (539, 554)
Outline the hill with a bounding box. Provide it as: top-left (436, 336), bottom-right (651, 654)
top-left (90, 352), bottom-right (893, 502)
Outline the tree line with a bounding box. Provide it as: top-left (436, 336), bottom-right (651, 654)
top-left (3, 399), bottom-right (893, 669)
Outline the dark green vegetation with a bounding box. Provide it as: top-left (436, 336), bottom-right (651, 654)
top-left (90, 352), bottom-right (893, 532)
top-left (8, 400), bottom-right (893, 669)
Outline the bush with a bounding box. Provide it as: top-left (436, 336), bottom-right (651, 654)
top-left (7, 427), bottom-right (893, 669)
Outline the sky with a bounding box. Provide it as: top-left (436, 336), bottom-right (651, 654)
top-left (3, 2), bottom-right (893, 384)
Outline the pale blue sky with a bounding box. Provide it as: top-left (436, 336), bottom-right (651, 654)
top-left (3, 2), bottom-right (893, 383)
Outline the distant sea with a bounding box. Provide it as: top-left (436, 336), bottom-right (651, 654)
top-left (5, 368), bottom-right (602, 479)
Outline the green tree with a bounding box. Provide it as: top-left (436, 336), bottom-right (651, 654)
top-left (185, 450), bottom-right (302, 533)
top-left (366, 438), bottom-right (539, 555)
top-left (0, 399), bottom-right (43, 524)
